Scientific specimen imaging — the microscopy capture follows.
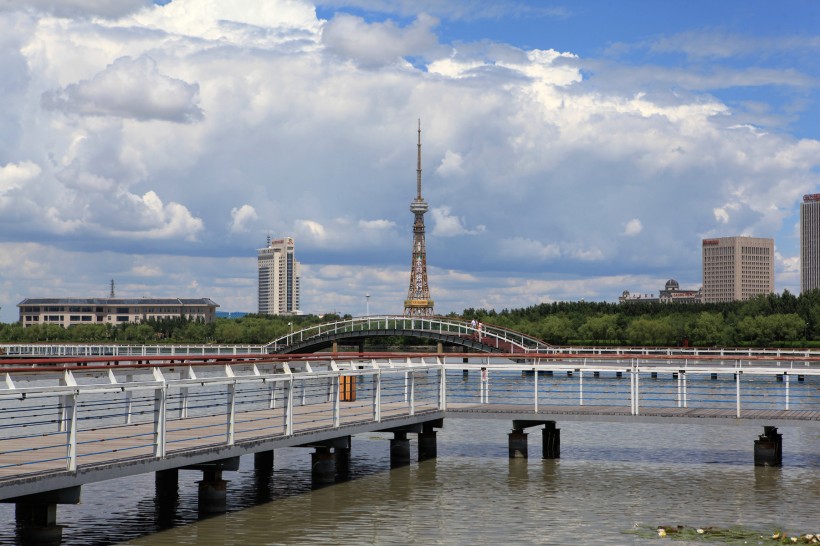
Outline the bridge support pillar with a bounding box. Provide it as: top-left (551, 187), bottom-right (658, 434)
top-left (312, 446), bottom-right (336, 486)
top-left (15, 503), bottom-right (62, 546)
top-left (508, 430), bottom-right (528, 458)
top-left (754, 426), bottom-right (782, 467)
top-left (541, 422), bottom-right (560, 459)
top-left (419, 430), bottom-right (437, 460)
top-left (437, 341), bottom-right (444, 353)
top-left (197, 469), bottom-right (228, 514)
top-left (332, 341), bottom-right (338, 353)
top-left (9, 486), bottom-right (81, 546)
top-left (254, 450), bottom-right (274, 472)
top-left (335, 445), bottom-right (351, 480)
top-left (155, 468), bottom-right (179, 499)
top-left (390, 432), bottom-right (411, 467)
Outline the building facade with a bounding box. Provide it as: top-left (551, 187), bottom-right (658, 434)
top-left (800, 193), bottom-right (820, 293)
top-left (17, 298), bottom-right (218, 328)
top-left (404, 120), bottom-right (434, 316)
top-left (619, 279), bottom-right (702, 304)
top-left (701, 236), bottom-right (774, 303)
top-left (258, 236), bottom-right (300, 315)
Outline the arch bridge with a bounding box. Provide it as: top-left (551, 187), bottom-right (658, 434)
top-left (265, 315), bottom-right (553, 354)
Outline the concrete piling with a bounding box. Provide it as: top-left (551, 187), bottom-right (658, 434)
top-left (541, 422), bottom-right (560, 459)
top-left (753, 426), bottom-right (783, 467)
top-left (197, 469), bottom-right (228, 514)
top-left (390, 431), bottom-right (411, 467)
top-left (508, 429), bottom-right (528, 458)
top-left (311, 446), bottom-right (337, 485)
top-left (418, 430), bottom-right (438, 460)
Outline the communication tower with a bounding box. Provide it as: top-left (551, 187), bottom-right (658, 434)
top-left (403, 120), bottom-right (434, 316)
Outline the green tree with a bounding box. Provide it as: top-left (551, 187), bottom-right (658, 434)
top-left (690, 312), bottom-right (727, 346)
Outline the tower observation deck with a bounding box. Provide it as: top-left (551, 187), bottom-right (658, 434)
top-left (404, 120), bottom-right (434, 316)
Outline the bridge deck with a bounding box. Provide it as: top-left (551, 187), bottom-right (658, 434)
top-left (3, 402), bottom-right (816, 484)
top-left (447, 403), bottom-right (820, 424)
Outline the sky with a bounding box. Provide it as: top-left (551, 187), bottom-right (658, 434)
top-left (1, 0), bottom-right (820, 322)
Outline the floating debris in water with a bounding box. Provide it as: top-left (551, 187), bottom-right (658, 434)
top-left (626, 525), bottom-right (819, 543)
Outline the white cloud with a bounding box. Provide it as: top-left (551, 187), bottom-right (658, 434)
top-left (623, 218), bottom-right (643, 236)
top-left (322, 12), bottom-right (440, 66)
top-left (295, 219), bottom-right (328, 241)
top-left (436, 150), bottom-right (464, 177)
top-left (713, 209), bottom-right (729, 224)
top-left (430, 206), bottom-right (485, 237)
top-left (0, 161), bottom-right (41, 193)
top-left (230, 204), bottom-right (258, 234)
top-left (42, 55), bottom-right (204, 122)
top-left (110, 190), bottom-right (204, 240)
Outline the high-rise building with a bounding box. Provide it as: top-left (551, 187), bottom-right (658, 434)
top-left (258, 236), bottom-right (300, 315)
top-left (403, 120), bottom-right (434, 316)
top-left (701, 236), bottom-right (774, 303)
top-left (800, 193), bottom-right (820, 293)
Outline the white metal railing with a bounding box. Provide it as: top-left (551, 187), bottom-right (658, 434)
top-left (0, 344), bottom-right (266, 358)
top-left (0, 355), bottom-right (817, 483)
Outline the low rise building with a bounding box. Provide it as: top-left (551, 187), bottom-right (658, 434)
top-left (619, 279), bottom-right (702, 304)
top-left (17, 298), bottom-right (219, 328)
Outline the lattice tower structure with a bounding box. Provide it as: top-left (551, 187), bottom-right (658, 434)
top-left (404, 120), bottom-right (434, 316)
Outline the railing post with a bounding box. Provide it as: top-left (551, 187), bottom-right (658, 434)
top-left (579, 370), bottom-right (584, 406)
top-left (736, 370), bottom-right (742, 418)
top-left (682, 371), bottom-right (687, 408)
top-left (677, 372), bottom-right (682, 408)
top-left (285, 375), bottom-right (294, 435)
top-left (409, 370), bottom-right (415, 416)
top-left (153, 369), bottom-right (167, 458)
top-left (333, 375), bottom-right (341, 427)
top-left (374, 370), bottom-right (382, 421)
top-left (439, 361), bottom-right (447, 410)
top-left (534, 366), bottom-right (539, 412)
top-left (65, 393), bottom-right (78, 471)
top-left (125, 373), bottom-right (134, 424)
top-left (784, 372), bottom-right (790, 410)
top-left (226, 382), bottom-right (236, 446)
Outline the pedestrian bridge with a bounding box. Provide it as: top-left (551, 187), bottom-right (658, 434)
top-left (0, 351), bottom-right (817, 542)
top-left (265, 315), bottom-right (553, 354)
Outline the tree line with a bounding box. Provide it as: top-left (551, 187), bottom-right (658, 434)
top-left (2, 290), bottom-right (820, 347)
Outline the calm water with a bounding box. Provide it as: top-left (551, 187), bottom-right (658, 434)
top-left (0, 419), bottom-right (817, 545)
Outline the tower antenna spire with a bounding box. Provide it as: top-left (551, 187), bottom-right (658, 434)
top-left (416, 118), bottom-right (422, 199)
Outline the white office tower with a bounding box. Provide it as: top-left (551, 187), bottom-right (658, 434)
top-left (258, 236), bottom-right (300, 315)
top-left (800, 194), bottom-right (820, 293)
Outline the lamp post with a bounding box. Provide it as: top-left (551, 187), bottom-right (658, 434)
top-left (288, 321), bottom-right (293, 343)
top-left (366, 294), bottom-right (370, 317)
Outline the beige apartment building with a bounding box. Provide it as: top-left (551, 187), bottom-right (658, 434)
top-left (701, 236), bottom-right (774, 303)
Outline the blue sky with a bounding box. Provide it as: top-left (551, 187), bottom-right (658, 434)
top-left (0, 0), bottom-right (819, 322)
